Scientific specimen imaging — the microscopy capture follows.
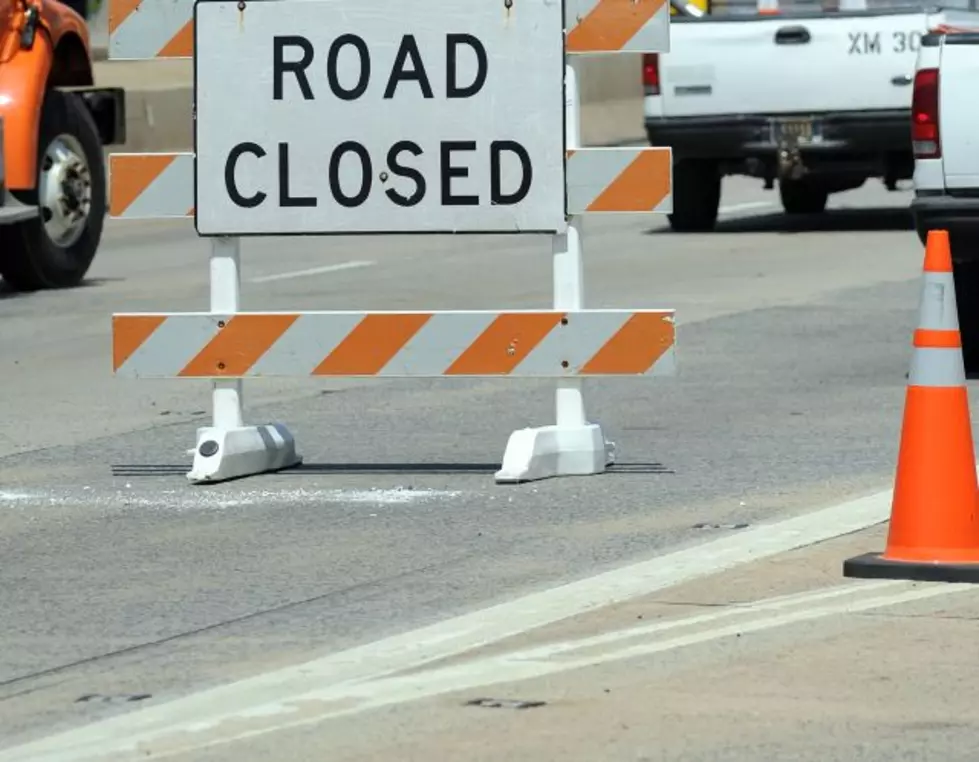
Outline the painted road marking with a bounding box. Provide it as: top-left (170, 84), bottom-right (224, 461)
top-left (256, 580), bottom-right (970, 734)
top-left (249, 261), bottom-right (375, 284)
top-left (0, 486), bottom-right (902, 762)
top-left (0, 487), bottom-right (463, 512)
top-left (6, 577), bottom-right (969, 762)
top-left (718, 201), bottom-right (775, 215)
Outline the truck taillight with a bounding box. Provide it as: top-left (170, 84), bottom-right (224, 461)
top-left (912, 67), bottom-right (940, 159)
top-left (642, 53), bottom-right (660, 96)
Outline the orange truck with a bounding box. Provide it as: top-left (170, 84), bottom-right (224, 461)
top-left (0, 0), bottom-right (123, 291)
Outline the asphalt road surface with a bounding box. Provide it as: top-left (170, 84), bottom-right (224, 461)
top-left (1, 177), bottom-right (968, 758)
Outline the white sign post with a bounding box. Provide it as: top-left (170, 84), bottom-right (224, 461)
top-left (193, 0), bottom-right (567, 236)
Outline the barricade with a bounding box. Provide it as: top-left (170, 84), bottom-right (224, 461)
top-left (107, 0), bottom-right (677, 485)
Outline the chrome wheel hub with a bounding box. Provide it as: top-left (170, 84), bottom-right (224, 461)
top-left (38, 134), bottom-right (92, 248)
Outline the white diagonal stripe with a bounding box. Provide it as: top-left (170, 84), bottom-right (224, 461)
top-left (116, 315), bottom-right (221, 378)
top-left (378, 312), bottom-right (496, 377)
top-left (513, 310), bottom-right (631, 376)
top-left (248, 313), bottom-right (364, 377)
top-left (620, 7), bottom-right (671, 53)
top-left (644, 343), bottom-right (677, 376)
top-left (109, 0), bottom-right (194, 60)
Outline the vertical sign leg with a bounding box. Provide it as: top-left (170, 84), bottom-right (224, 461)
top-left (210, 236), bottom-right (246, 433)
top-left (495, 61), bottom-right (614, 484)
top-left (187, 236), bottom-right (303, 484)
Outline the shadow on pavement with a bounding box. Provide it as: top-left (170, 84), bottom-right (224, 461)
top-left (647, 206), bottom-right (915, 237)
top-left (0, 276), bottom-right (121, 300)
top-left (110, 462), bottom-right (675, 478)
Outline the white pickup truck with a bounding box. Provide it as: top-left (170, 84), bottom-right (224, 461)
top-left (910, 25), bottom-right (979, 372)
top-left (645, 2), bottom-right (979, 232)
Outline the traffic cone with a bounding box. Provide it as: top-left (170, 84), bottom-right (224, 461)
top-left (844, 229), bottom-right (979, 583)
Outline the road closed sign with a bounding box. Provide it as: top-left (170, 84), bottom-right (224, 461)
top-left (193, 0), bottom-right (566, 237)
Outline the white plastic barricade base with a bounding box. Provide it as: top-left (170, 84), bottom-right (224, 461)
top-left (495, 423), bottom-right (614, 484)
top-left (188, 422), bottom-right (301, 484)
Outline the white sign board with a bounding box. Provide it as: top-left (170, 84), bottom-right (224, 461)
top-left (193, 0), bottom-right (567, 237)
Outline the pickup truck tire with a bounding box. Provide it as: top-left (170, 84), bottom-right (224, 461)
top-left (953, 261), bottom-right (979, 377)
top-left (667, 159), bottom-right (721, 233)
top-left (0, 90), bottom-right (105, 292)
top-left (779, 179), bottom-right (829, 215)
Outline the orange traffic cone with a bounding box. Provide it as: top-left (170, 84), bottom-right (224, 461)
top-left (844, 229), bottom-right (979, 582)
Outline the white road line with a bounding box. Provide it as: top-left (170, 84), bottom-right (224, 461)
top-left (280, 581), bottom-right (970, 733)
top-left (249, 260), bottom-right (374, 284)
top-left (0, 486), bottom-right (900, 762)
top-left (718, 201), bottom-right (776, 215)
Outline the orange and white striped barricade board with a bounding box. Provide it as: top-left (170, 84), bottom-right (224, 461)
top-left (107, 0), bottom-right (675, 485)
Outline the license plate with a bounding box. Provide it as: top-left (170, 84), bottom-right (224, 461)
top-left (772, 118), bottom-right (821, 145)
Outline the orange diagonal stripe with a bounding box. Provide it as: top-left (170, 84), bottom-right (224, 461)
top-left (110, 154), bottom-right (177, 216)
top-left (159, 22), bottom-right (194, 58)
top-left (445, 313), bottom-right (565, 375)
top-left (112, 315), bottom-right (165, 371)
top-left (567, 0), bottom-right (667, 52)
top-left (313, 314), bottom-right (432, 376)
top-left (580, 313), bottom-right (674, 374)
top-left (108, 0), bottom-right (142, 34)
top-left (179, 314), bottom-right (299, 377)
top-left (588, 150), bottom-right (671, 213)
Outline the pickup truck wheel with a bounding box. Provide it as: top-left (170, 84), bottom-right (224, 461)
top-left (667, 160), bottom-right (720, 233)
top-left (0, 90), bottom-right (106, 292)
top-left (779, 179), bottom-right (828, 215)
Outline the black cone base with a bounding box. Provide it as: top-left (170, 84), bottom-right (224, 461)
top-left (844, 552), bottom-right (979, 583)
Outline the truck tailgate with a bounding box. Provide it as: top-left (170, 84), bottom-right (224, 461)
top-left (662, 12), bottom-right (932, 117)
top-left (937, 37), bottom-right (979, 189)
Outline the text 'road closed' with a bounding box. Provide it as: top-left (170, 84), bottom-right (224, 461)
top-left (194, 0), bottom-right (564, 234)
top-left (223, 35), bottom-right (534, 211)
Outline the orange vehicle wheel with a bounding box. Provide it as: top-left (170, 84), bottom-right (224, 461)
top-left (0, 89), bottom-right (106, 291)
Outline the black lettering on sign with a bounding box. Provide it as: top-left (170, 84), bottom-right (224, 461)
top-left (893, 30), bottom-right (922, 53)
top-left (440, 141), bottom-right (478, 206)
top-left (329, 141), bottom-right (373, 208)
top-left (384, 35), bottom-right (434, 99)
top-left (328, 34), bottom-right (371, 101)
top-left (278, 143), bottom-right (316, 207)
top-left (490, 141), bottom-right (532, 205)
top-left (848, 31), bottom-right (881, 54)
top-left (446, 34), bottom-right (488, 98)
top-left (272, 36), bottom-right (314, 100)
top-left (385, 141), bottom-right (426, 206)
top-left (225, 142), bottom-right (267, 208)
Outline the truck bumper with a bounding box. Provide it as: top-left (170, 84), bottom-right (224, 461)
top-left (911, 193), bottom-right (979, 262)
top-left (645, 110), bottom-right (912, 179)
